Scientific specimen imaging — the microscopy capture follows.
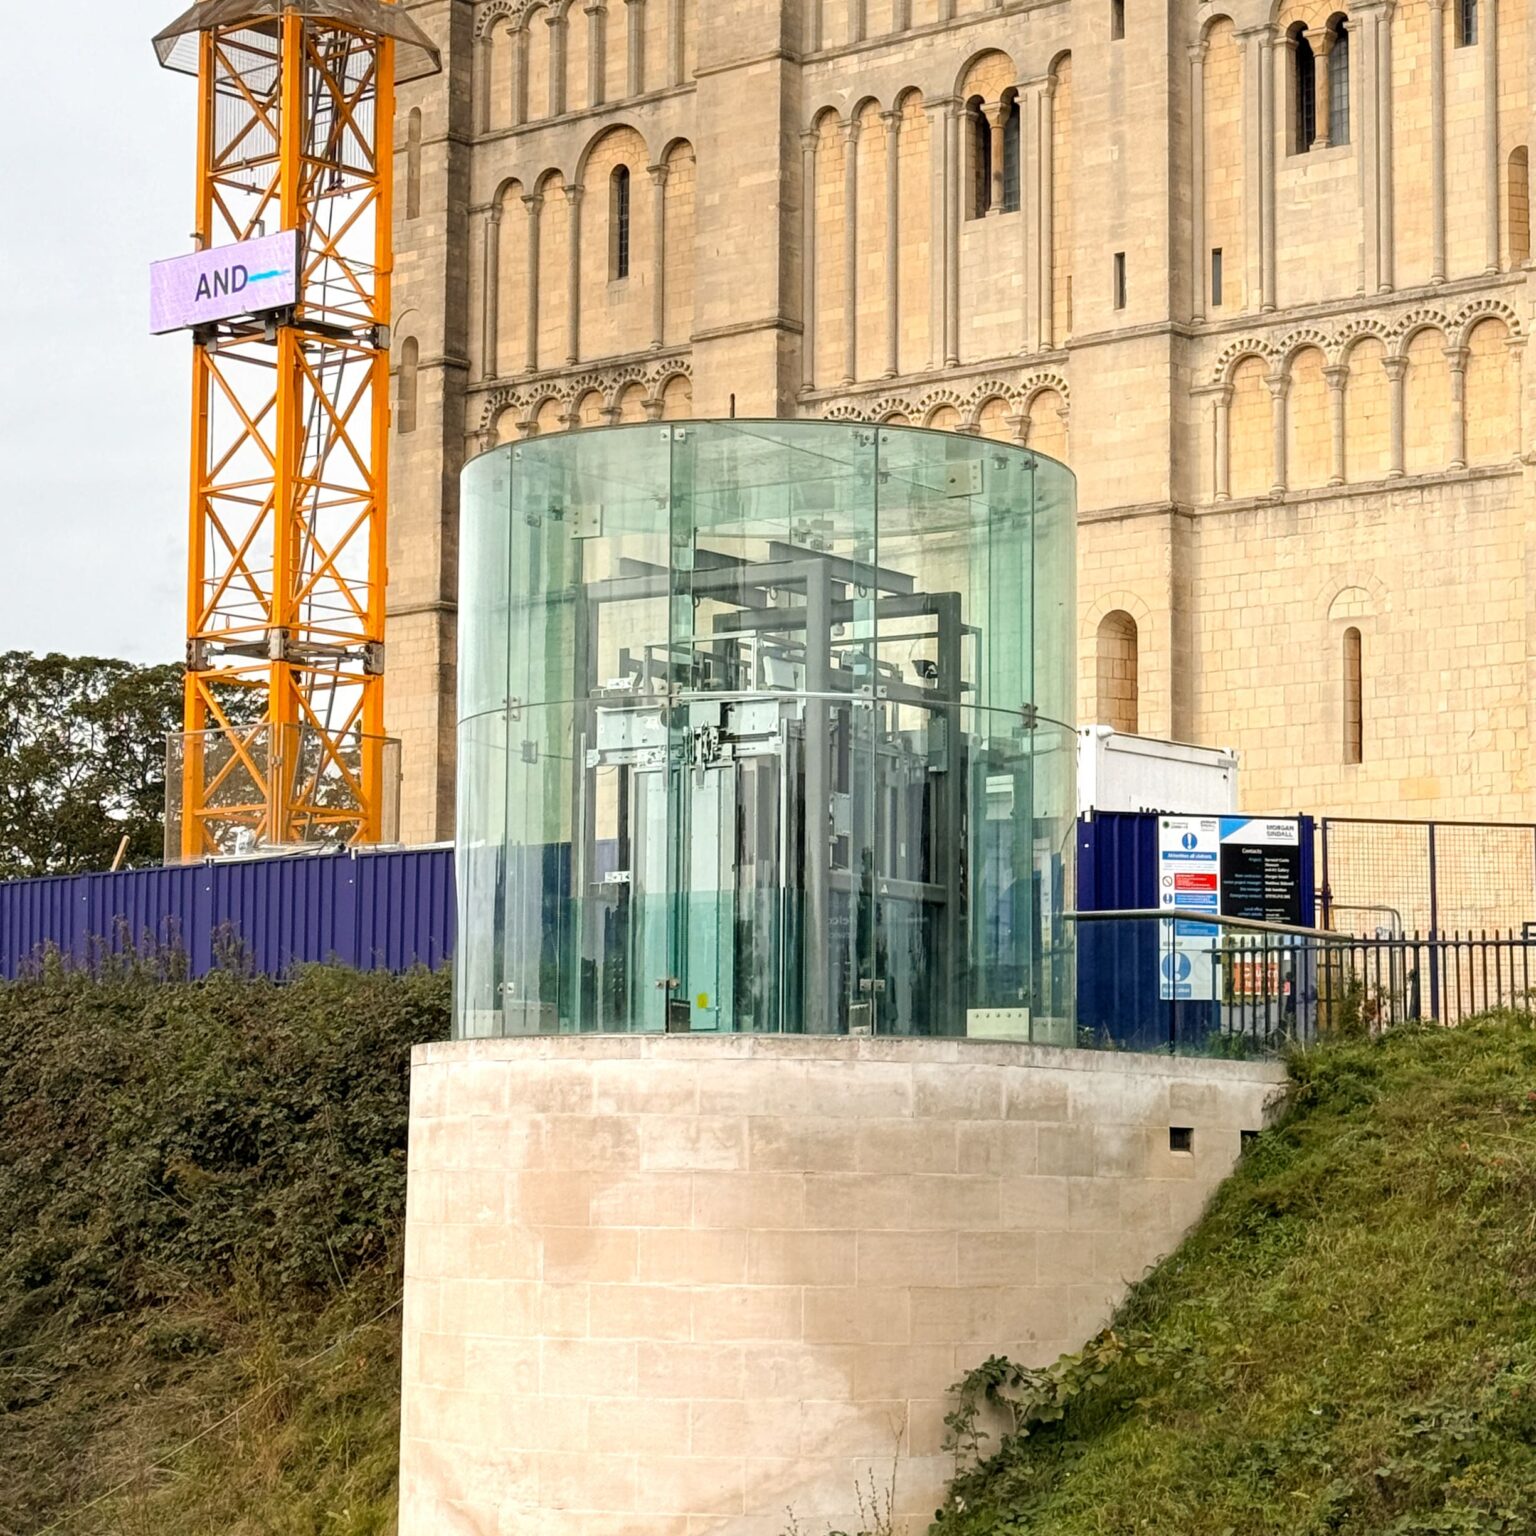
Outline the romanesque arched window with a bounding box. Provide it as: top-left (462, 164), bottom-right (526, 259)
top-left (1097, 611), bottom-right (1139, 734)
top-left (1343, 627), bottom-right (1363, 763)
top-left (1292, 25), bottom-right (1317, 153)
top-left (610, 164), bottom-right (631, 279)
top-left (397, 337), bottom-right (419, 435)
top-left (1509, 148), bottom-right (1530, 265)
top-left (1327, 16), bottom-right (1350, 146)
top-left (406, 108), bottom-right (422, 220)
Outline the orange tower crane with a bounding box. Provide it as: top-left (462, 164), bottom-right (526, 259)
top-left (153, 0), bottom-right (438, 860)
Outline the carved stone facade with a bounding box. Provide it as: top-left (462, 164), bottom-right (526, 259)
top-left (389, 0), bottom-right (1536, 844)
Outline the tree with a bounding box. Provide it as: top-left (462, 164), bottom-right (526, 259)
top-left (0, 652), bottom-right (186, 878)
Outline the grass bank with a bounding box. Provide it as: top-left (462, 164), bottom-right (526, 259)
top-left (933, 1016), bottom-right (1536, 1536)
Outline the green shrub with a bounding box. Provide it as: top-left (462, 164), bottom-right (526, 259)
top-left (0, 962), bottom-right (448, 1534)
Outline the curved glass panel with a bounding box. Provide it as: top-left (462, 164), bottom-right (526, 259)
top-left (453, 422), bottom-right (1076, 1039)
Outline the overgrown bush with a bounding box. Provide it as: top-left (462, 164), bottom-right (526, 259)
top-left (0, 961), bottom-right (449, 1534)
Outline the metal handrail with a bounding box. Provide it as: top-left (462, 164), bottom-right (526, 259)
top-left (1065, 909), bottom-right (1346, 942)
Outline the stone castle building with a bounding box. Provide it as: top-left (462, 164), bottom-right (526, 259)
top-left (387, 0), bottom-right (1536, 847)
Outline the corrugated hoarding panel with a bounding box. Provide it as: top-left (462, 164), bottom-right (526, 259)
top-left (0, 847), bottom-right (456, 980)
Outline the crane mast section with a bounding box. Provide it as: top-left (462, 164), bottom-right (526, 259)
top-left (173, 12), bottom-right (396, 860)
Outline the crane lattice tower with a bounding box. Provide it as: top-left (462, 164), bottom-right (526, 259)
top-left (154, 0), bottom-right (439, 860)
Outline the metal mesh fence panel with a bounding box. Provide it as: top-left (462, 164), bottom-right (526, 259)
top-left (1322, 818), bottom-right (1536, 937)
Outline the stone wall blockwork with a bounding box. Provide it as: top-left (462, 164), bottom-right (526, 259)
top-left (385, 0), bottom-right (1536, 843)
top-left (399, 1035), bottom-right (1286, 1534)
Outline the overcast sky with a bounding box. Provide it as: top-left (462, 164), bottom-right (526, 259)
top-left (0, 3), bottom-right (192, 664)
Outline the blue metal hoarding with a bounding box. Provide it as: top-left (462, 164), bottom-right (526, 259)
top-left (1076, 811), bottom-right (1316, 1051)
top-left (0, 846), bottom-right (455, 980)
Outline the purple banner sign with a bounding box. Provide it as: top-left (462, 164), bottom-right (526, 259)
top-left (150, 231), bottom-right (301, 335)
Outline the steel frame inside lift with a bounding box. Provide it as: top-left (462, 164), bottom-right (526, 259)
top-left (560, 543), bottom-right (987, 1038)
top-left (154, 0), bottom-right (438, 860)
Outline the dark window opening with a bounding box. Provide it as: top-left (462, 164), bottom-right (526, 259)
top-left (1170, 1126), bottom-right (1194, 1153)
top-left (1111, 0), bottom-right (1125, 40)
top-left (1294, 30), bottom-right (1317, 152)
top-left (1457, 0), bottom-right (1478, 46)
top-left (968, 97), bottom-right (990, 219)
top-left (1113, 251), bottom-right (1127, 310)
top-left (611, 164), bottom-right (631, 279)
top-left (1211, 247), bottom-right (1224, 307)
top-left (1329, 20), bottom-right (1350, 145)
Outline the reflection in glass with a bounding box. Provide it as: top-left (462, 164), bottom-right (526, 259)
top-left (454, 422), bottom-right (1076, 1039)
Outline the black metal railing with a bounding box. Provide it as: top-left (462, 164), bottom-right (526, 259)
top-left (1070, 910), bottom-right (1536, 1057)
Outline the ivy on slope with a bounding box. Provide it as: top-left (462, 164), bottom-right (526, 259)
top-left (0, 960), bottom-right (449, 1536)
top-left (933, 1018), bottom-right (1536, 1536)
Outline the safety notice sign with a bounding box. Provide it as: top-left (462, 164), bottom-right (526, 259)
top-left (1158, 817), bottom-right (1221, 999)
top-left (1157, 815), bottom-right (1304, 999)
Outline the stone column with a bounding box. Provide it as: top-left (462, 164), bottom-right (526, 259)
top-left (1237, 27), bottom-right (1268, 309)
top-left (1267, 370), bottom-right (1289, 495)
top-left (801, 130), bottom-right (819, 392)
top-left (548, 12), bottom-right (566, 117)
top-left (625, 0), bottom-right (645, 96)
top-left (926, 99), bottom-right (950, 370)
top-left (1429, 0), bottom-right (1447, 280)
top-left (945, 99), bottom-right (961, 366)
top-left (1484, 0), bottom-right (1500, 270)
top-left (882, 109), bottom-right (901, 377)
top-left (587, 4), bottom-right (606, 109)
top-left (513, 25), bottom-right (529, 125)
top-left (1190, 40), bottom-right (1208, 322)
top-left (1357, 5), bottom-right (1377, 292)
top-left (1447, 345), bottom-right (1469, 468)
top-left (1038, 76), bottom-right (1056, 349)
top-left (1324, 363), bottom-right (1349, 484)
top-left (481, 204), bottom-right (502, 381)
top-left (1214, 386), bottom-right (1233, 501)
top-left (894, 0), bottom-right (911, 27)
top-left (667, 0), bottom-right (684, 85)
top-left (1310, 26), bottom-right (1334, 149)
top-left (983, 102), bottom-right (1007, 214)
top-left (1509, 337), bottom-right (1528, 455)
top-left (649, 162), bottom-right (668, 351)
top-left (476, 33), bottom-right (492, 133)
top-left (1260, 29), bottom-right (1277, 310)
top-left (1384, 353), bottom-right (1407, 477)
top-left (565, 184), bottom-right (583, 365)
top-left (1375, 1), bottom-right (1396, 290)
top-left (808, 0), bottom-right (823, 52)
top-left (843, 117), bottom-right (861, 385)
top-left (522, 193), bottom-right (543, 373)
top-left (848, 0), bottom-right (865, 45)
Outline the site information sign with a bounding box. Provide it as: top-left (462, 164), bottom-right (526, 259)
top-left (1217, 817), bottom-right (1303, 924)
top-left (1157, 815), bottom-right (1304, 999)
top-left (149, 231), bottom-right (300, 335)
